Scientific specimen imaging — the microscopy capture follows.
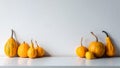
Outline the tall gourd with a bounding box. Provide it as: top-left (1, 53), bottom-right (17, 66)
top-left (102, 31), bottom-right (115, 57)
top-left (4, 29), bottom-right (18, 57)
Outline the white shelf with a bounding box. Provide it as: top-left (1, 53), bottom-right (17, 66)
top-left (0, 57), bottom-right (120, 66)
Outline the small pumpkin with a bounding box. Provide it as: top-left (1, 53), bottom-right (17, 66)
top-left (85, 51), bottom-right (95, 60)
top-left (18, 41), bottom-right (30, 58)
top-left (76, 37), bottom-right (88, 58)
top-left (88, 32), bottom-right (105, 58)
top-left (35, 41), bottom-right (45, 57)
top-left (4, 29), bottom-right (18, 57)
top-left (27, 40), bottom-right (37, 58)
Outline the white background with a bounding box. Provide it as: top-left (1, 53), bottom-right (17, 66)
top-left (0, 0), bottom-right (120, 57)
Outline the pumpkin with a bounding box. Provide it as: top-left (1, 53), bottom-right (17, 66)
top-left (18, 41), bottom-right (30, 58)
top-left (76, 37), bottom-right (88, 58)
top-left (27, 40), bottom-right (37, 58)
top-left (4, 29), bottom-right (18, 57)
top-left (88, 32), bottom-right (105, 58)
top-left (35, 41), bottom-right (45, 57)
top-left (102, 31), bottom-right (115, 57)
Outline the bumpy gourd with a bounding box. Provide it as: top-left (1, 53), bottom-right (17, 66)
top-left (4, 29), bottom-right (18, 57)
top-left (18, 41), bottom-right (30, 58)
top-left (27, 40), bottom-right (37, 58)
top-left (76, 38), bottom-right (88, 58)
top-left (88, 32), bottom-right (105, 57)
top-left (102, 31), bottom-right (115, 57)
top-left (35, 41), bottom-right (45, 57)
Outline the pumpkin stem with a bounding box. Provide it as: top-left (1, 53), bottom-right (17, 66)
top-left (80, 37), bottom-right (83, 46)
top-left (35, 40), bottom-right (39, 47)
top-left (31, 40), bottom-right (34, 48)
top-left (11, 29), bottom-right (14, 38)
top-left (91, 32), bottom-right (98, 42)
top-left (102, 31), bottom-right (109, 37)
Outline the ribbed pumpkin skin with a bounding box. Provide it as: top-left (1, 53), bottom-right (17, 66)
top-left (18, 42), bottom-right (29, 58)
top-left (4, 37), bottom-right (18, 57)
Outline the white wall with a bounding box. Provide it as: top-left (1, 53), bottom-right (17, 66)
top-left (0, 0), bottom-right (120, 57)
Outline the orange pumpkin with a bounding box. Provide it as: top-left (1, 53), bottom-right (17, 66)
top-left (88, 32), bottom-right (105, 57)
top-left (76, 37), bottom-right (88, 58)
top-left (27, 40), bottom-right (37, 58)
top-left (35, 41), bottom-right (45, 57)
top-left (18, 41), bottom-right (30, 58)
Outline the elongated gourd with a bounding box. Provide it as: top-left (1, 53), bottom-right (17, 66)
top-left (102, 31), bottom-right (115, 57)
top-left (4, 29), bottom-right (18, 57)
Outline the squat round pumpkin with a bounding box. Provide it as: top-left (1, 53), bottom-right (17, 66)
top-left (76, 37), bottom-right (88, 58)
top-left (88, 32), bottom-right (105, 58)
top-left (35, 41), bottom-right (45, 57)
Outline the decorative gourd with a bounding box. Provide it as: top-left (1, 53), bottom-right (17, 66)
top-left (88, 32), bottom-right (105, 57)
top-left (35, 41), bottom-right (45, 57)
top-left (76, 37), bottom-right (88, 58)
top-left (85, 51), bottom-right (95, 60)
top-left (4, 29), bottom-right (18, 57)
top-left (27, 40), bottom-right (37, 58)
top-left (18, 41), bottom-right (30, 58)
top-left (102, 31), bottom-right (115, 57)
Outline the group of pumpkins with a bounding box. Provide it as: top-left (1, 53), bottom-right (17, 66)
top-left (3, 29), bottom-right (115, 60)
top-left (76, 31), bottom-right (115, 60)
top-left (4, 29), bottom-right (45, 58)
